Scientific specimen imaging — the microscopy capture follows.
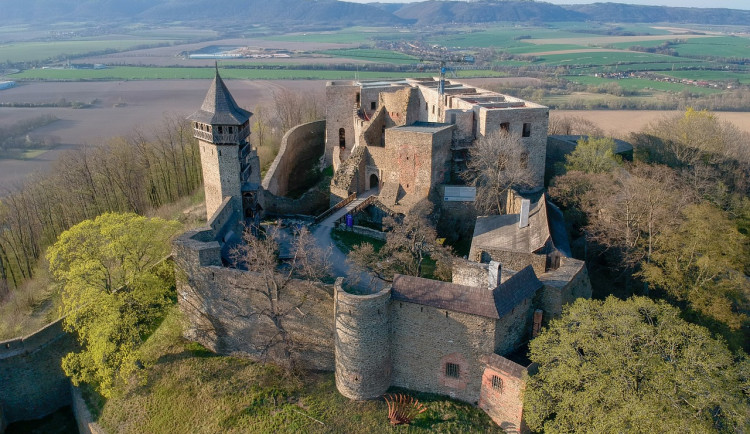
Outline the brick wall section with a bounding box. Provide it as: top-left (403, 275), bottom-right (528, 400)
top-left (0, 319), bottom-right (77, 424)
top-left (334, 279), bottom-right (392, 400)
top-left (174, 233), bottom-right (335, 370)
top-left (479, 354), bottom-right (536, 434)
top-left (262, 120), bottom-right (326, 197)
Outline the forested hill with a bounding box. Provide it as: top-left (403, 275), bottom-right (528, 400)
top-left (393, 1), bottom-right (584, 25)
top-left (5, 0), bottom-right (750, 26)
top-left (394, 1), bottom-right (750, 26)
top-left (1, 0), bottom-right (410, 26)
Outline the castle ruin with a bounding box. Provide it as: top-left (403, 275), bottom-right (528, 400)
top-left (175, 70), bottom-right (591, 432)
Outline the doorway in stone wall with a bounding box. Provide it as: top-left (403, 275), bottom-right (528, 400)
top-left (369, 174), bottom-right (379, 191)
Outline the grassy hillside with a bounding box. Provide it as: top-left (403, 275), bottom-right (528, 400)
top-left (91, 309), bottom-right (501, 433)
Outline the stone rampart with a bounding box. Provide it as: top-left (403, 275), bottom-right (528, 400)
top-left (263, 179), bottom-right (330, 217)
top-left (174, 237), bottom-right (334, 370)
top-left (71, 386), bottom-right (105, 434)
top-left (334, 279), bottom-right (392, 400)
top-left (262, 120), bottom-right (326, 197)
top-left (0, 318), bottom-right (77, 425)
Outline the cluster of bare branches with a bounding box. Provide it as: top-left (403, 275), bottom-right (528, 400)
top-left (0, 115), bottom-right (201, 294)
top-left (228, 225), bottom-right (331, 368)
top-left (349, 201), bottom-right (453, 283)
top-left (464, 130), bottom-right (535, 215)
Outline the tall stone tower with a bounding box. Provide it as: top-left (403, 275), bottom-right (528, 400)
top-left (189, 67), bottom-right (261, 221)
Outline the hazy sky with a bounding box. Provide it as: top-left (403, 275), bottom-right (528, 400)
top-left (347, 0), bottom-right (750, 10)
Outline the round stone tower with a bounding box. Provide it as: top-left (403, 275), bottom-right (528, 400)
top-left (334, 278), bottom-right (391, 400)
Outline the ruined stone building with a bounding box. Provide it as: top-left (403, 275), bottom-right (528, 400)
top-left (326, 78), bottom-right (548, 211)
top-left (175, 71), bottom-right (591, 433)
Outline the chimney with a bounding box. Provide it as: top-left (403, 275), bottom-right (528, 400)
top-left (487, 261), bottom-right (501, 289)
top-left (519, 198), bottom-right (530, 228)
top-left (532, 309), bottom-right (543, 337)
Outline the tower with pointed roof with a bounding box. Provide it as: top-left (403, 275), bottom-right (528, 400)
top-left (189, 67), bottom-right (261, 221)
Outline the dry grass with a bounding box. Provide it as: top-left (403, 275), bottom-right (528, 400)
top-left (0, 262), bottom-right (59, 340)
top-left (93, 309), bottom-right (502, 434)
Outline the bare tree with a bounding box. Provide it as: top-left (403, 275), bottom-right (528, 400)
top-left (547, 114), bottom-right (604, 136)
top-left (349, 201), bottom-right (453, 282)
top-left (230, 225), bottom-right (331, 368)
top-left (464, 130), bottom-right (535, 215)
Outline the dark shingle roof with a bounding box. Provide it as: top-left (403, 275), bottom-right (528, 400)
top-left (391, 265), bottom-right (542, 319)
top-left (188, 68), bottom-right (252, 125)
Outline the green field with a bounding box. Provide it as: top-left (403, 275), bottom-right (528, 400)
top-left (564, 75), bottom-right (722, 95)
top-left (317, 48), bottom-right (419, 64)
top-left (669, 36), bottom-right (750, 58)
top-left (263, 27), bottom-right (401, 44)
top-left (504, 43), bottom-right (590, 54)
top-left (0, 38), bottom-right (177, 63)
top-left (11, 66), bottom-right (504, 81)
top-left (659, 70), bottom-right (750, 84)
top-left (536, 50), bottom-right (687, 66)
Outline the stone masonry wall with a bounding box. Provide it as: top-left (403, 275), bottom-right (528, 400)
top-left (0, 319), bottom-right (77, 424)
top-left (200, 141), bottom-right (241, 221)
top-left (325, 82), bottom-right (359, 166)
top-left (334, 280), bottom-right (392, 400)
top-left (262, 120), bottom-right (326, 197)
top-left (538, 258), bottom-right (591, 319)
top-left (472, 248), bottom-right (547, 276)
top-left (493, 297), bottom-right (534, 356)
top-left (390, 302), bottom-right (497, 403)
top-left (174, 234), bottom-right (334, 370)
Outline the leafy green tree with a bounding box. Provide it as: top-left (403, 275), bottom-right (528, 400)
top-left (564, 136), bottom-right (622, 174)
top-left (640, 203), bottom-right (749, 332)
top-left (47, 212), bottom-right (180, 397)
top-left (525, 296), bottom-right (750, 433)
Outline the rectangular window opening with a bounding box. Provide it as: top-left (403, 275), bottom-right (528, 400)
top-left (491, 375), bottom-right (503, 392)
top-left (445, 362), bottom-right (460, 379)
top-left (522, 123), bottom-right (531, 137)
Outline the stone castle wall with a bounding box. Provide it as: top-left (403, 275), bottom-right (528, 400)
top-left (0, 318), bottom-right (77, 425)
top-left (325, 81), bottom-right (359, 166)
top-left (538, 258), bottom-right (592, 319)
top-left (334, 280), bottom-right (392, 400)
top-left (390, 301), bottom-right (497, 403)
top-left (262, 120), bottom-right (326, 197)
top-left (199, 141), bottom-right (241, 220)
top-left (174, 230), bottom-right (334, 370)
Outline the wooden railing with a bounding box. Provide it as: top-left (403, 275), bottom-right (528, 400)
top-left (312, 192), bottom-right (357, 225)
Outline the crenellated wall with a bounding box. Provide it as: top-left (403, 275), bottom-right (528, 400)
top-left (262, 120), bottom-right (326, 197)
top-left (334, 279), bottom-right (392, 400)
top-left (0, 319), bottom-right (77, 425)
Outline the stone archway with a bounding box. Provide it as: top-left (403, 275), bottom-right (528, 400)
top-left (369, 174), bottom-right (379, 191)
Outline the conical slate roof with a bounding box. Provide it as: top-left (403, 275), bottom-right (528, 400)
top-left (188, 67), bottom-right (252, 125)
